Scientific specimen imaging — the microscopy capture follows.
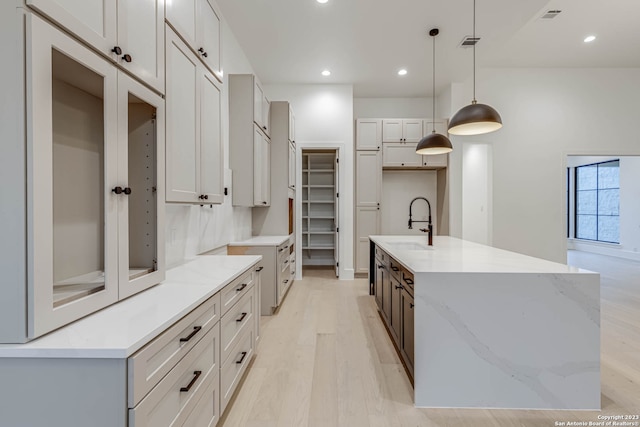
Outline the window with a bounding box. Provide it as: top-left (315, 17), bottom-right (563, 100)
top-left (575, 160), bottom-right (619, 243)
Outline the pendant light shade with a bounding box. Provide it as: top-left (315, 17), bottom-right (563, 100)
top-left (416, 132), bottom-right (453, 155)
top-left (416, 28), bottom-right (453, 156)
top-left (448, 101), bottom-right (502, 135)
top-left (448, 0), bottom-right (502, 136)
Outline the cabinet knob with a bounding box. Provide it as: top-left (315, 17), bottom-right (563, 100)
top-left (410, 303), bottom-right (414, 309)
top-left (204, 195), bottom-right (209, 200)
top-left (122, 54), bottom-right (132, 63)
top-left (198, 47), bottom-right (205, 54)
top-left (111, 46), bottom-right (122, 55)
top-left (262, 201), bottom-right (267, 205)
top-left (263, 126), bottom-right (267, 130)
top-left (401, 163), bottom-right (405, 166)
top-left (123, 187), bottom-right (132, 195)
top-left (112, 186), bottom-right (123, 194)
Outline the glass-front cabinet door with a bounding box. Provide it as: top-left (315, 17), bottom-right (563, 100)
top-left (117, 72), bottom-right (165, 299)
top-left (27, 13), bottom-right (119, 338)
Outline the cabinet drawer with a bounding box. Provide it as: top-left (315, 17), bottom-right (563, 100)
top-left (129, 326), bottom-right (219, 427)
top-left (128, 293), bottom-right (221, 407)
top-left (389, 257), bottom-right (402, 280)
top-left (220, 270), bottom-right (253, 316)
top-left (221, 327), bottom-right (254, 413)
top-left (180, 371), bottom-right (220, 427)
top-left (220, 288), bottom-right (255, 363)
top-left (375, 245), bottom-right (387, 264)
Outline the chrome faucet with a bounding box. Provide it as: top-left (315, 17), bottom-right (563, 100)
top-left (408, 197), bottom-right (433, 246)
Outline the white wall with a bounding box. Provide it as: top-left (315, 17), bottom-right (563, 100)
top-left (381, 171), bottom-right (438, 236)
top-left (165, 17), bottom-right (255, 268)
top-left (264, 84), bottom-right (354, 279)
top-left (462, 143), bottom-right (492, 245)
top-left (567, 156), bottom-right (640, 261)
top-left (447, 68), bottom-right (640, 263)
top-left (353, 97), bottom-right (433, 119)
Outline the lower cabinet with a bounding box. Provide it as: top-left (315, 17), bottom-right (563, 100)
top-left (372, 243), bottom-right (415, 382)
top-left (0, 259), bottom-right (262, 427)
top-left (228, 237), bottom-right (293, 315)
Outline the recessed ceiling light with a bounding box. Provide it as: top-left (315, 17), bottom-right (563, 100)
top-left (584, 35), bottom-right (596, 43)
top-left (321, 70), bottom-right (331, 76)
top-left (317, 0), bottom-right (328, 3)
top-left (398, 69), bottom-right (408, 76)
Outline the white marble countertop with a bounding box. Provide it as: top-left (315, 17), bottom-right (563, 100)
top-left (0, 255), bottom-right (261, 359)
top-left (370, 235), bottom-right (595, 274)
top-left (228, 235), bottom-right (292, 247)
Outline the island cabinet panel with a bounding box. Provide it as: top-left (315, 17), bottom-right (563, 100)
top-left (400, 287), bottom-right (414, 376)
top-left (370, 235), bottom-right (601, 410)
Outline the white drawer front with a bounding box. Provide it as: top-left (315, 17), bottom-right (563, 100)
top-left (220, 270), bottom-right (253, 316)
top-left (129, 326), bottom-right (219, 427)
top-left (128, 293), bottom-right (221, 407)
top-left (220, 289), bottom-right (254, 364)
top-left (179, 371), bottom-right (219, 427)
top-left (220, 327), bottom-right (254, 414)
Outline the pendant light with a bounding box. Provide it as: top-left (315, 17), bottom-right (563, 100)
top-left (416, 28), bottom-right (453, 155)
top-left (448, 0), bottom-right (502, 136)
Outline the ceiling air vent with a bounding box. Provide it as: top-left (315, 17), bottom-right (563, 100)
top-left (459, 36), bottom-right (480, 48)
top-left (540, 9), bottom-right (562, 19)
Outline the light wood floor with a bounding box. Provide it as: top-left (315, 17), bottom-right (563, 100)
top-left (221, 252), bottom-right (640, 427)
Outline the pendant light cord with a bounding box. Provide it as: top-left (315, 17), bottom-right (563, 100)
top-left (472, 0), bottom-right (477, 103)
top-left (432, 33), bottom-right (436, 133)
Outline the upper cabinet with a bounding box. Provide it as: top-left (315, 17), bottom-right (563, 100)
top-left (382, 119), bottom-right (423, 143)
top-left (356, 119), bottom-right (382, 150)
top-left (4, 13), bottom-right (165, 341)
top-left (165, 27), bottom-right (223, 204)
top-left (26, 0), bottom-right (165, 93)
top-left (166, 0), bottom-right (222, 81)
top-left (253, 78), bottom-right (270, 137)
top-left (229, 74), bottom-right (272, 207)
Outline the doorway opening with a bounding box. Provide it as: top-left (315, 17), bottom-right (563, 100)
top-left (301, 149), bottom-right (339, 277)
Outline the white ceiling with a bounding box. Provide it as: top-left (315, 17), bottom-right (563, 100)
top-left (216, 0), bottom-right (640, 98)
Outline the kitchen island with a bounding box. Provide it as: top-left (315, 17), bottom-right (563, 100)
top-left (369, 235), bottom-right (600, 410)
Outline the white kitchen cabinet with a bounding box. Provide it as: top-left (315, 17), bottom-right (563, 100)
top-left (27, 0), bottom-right (165, 93)
top-left (382, 119), bottom-right (423, 143)
top-left (165, 27), bottom-right (223, 204)
top-left (8, 13), bottom-right (165, 341)
top-left (356, 207), bottom-right (380, 274)
top-left (356, 151), bottom-right (382, 207)
top-left (356, 118), bottom-right (382, 150)
top-left (252, 78), bottom-right (270, 136)
top-left (228, 237), bottom-right (292, 315)
top-left (0, 257), bottom-right (261, 426)
top-left (382, 143), bottom-right (424, 167)
top-left (229, 74), bottom-right (272, 207)
top-left (166, 0), bottom-right (222, 80)
top-left (289, 141), bottom-right (296, 190)
top-left (253, 127), bottom-right (271, 206)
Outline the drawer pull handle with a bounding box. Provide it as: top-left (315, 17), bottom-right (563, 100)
top-left (391, 266), bottom-right (399, 272)
top-left (180, 370), bottom-right (202, 392)
top-left (236, 312), bottom-right (247, 322)
top-left (403, 277), bottom-right (414, 285)
top-left (377, 264), bottom-right (384, 269)
top-left (284, 260), bottom-right (289, 264)
top-left (395, 285), bottom-right (403, 290)
top-left (284, 279), bottom-right (289, 284)
top-left (236, 283), bottom-right (247, 292)
top-left (236, 351), bottom-right (248, 364)
top-left (179, 326), bottom-right (202, 342)
top-left (256, 266), bottom-right (264, 272)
